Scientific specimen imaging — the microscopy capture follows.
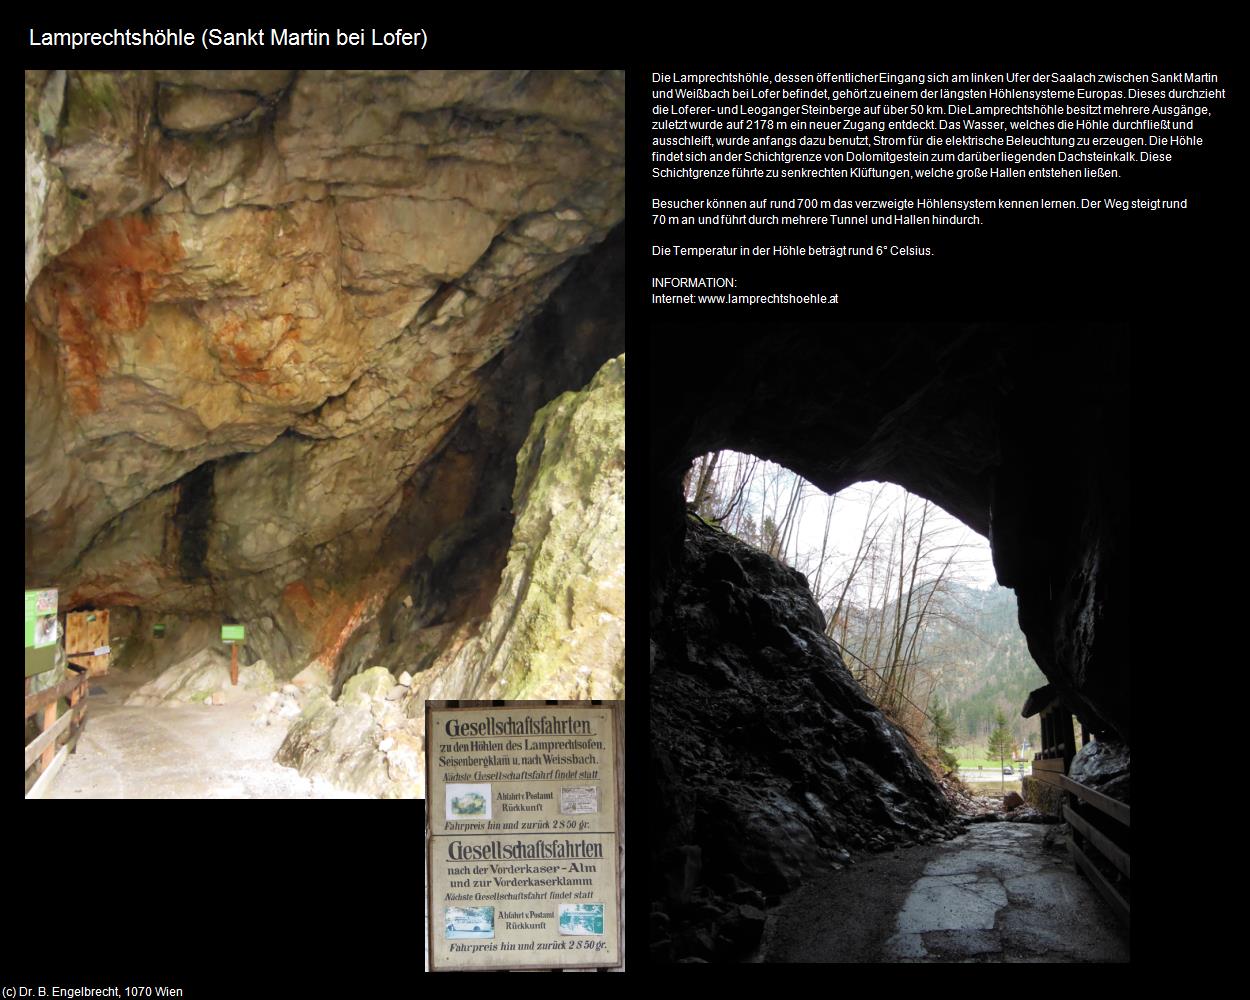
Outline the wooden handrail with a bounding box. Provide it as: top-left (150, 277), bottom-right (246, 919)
top-left (1060, 774), bottom-right (1130, 828)
top-left (24, 669), bottom-right (90, 797)
top-left (24, 671), bottom-right (88, 720)
top-left (25, 710), bottom-right (74, 770)
top-left (1069, 838), bottom-right (1129, 925)
top-left (1059, 771), bottom-right (1129, 928)
top-left (1063, 805), bottom-right (1130, 878)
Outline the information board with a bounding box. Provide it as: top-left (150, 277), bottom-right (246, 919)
top-left (25, 589), bottom-right (58, 648)
top-left (426, 702), bottom-right (622, 971)
top-left (221, 624), bottom-right (245, 642)
top-left (24, 589), bottom-right (59, 678)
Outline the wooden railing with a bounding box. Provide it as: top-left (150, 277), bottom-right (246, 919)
top-left (1061, 774), bottom-right (1130, 925)
top-left (24, 668), bottom-right (89, 798)
top-left (1029, 756), bottom-right (1066, 789)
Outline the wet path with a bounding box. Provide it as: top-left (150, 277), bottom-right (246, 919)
top-left (763, 823), bottom-right (1128, 962)
top-left (44, 674), bottom-right (367, 799)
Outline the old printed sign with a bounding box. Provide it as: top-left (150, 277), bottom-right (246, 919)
top-left (426, 702), bottom-right (622, 970)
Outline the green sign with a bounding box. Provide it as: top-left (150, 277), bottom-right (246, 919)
top-left (25, 589), bottom-right (58, 648)
top-left (221, 624), bottom-right (245, 642)
top-left (154, 623), bottom-right (166, 637)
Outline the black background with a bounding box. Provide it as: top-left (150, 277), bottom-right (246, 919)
top-left (16, 17), bottom-right (1238, 986)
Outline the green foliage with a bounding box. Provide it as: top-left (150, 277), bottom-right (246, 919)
top-left (986, 708), bottom-right (1015, 765)
top-left (928, 699), bottom-right (959, 770)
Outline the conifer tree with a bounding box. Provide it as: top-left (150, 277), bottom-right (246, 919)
top-left (986, 708), bottom-right (1015, 790)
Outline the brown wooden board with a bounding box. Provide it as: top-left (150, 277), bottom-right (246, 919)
top-left (1064, 804), bottom-right (1130, 878)
top-left (1060, 775), bottom-right (1131, 828)
top-left (1033, 757), bottom-right (1065, 772)
top-left (1030, 769), bottom-right (1065, 789)
top-left (25, 708), bottom-right (73, 770)
top-left (1068, 838), bottom-right (1129, 926)
top-left (25, 743), bottom-right (69, 799)
top-left (24, 672), bottom-right (88, 720)
top-left (65, 610), bottom-right (110, 675)
top-left (40, 702), bottom-right (57, 771)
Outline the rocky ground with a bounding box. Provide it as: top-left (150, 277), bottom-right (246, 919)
top-left (937, 772), bottom-right (1060, 825)
top-left (761, 822), bottom-right (1128, 963)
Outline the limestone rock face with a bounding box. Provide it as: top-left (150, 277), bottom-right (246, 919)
top-left (25, 70), bottom-right (624, 681)
top-left (426, 354), bottom-right (626, 702)
top-left (275, 355), bottom-right (625, 796)
top-left (650, 518), bottom-right (960, 961)
top-left (275, 666), bottom-right (423, 798)
top-left (124, 648), bottom-right (274, 706)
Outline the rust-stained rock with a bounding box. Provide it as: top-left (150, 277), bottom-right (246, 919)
top-left (25, 70), bottom-right (624, 687)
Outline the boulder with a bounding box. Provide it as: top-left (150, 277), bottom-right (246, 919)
top-left (275, 664), bottom-right (423, 798)
top-left (124, 648), bottom-right (274, 706)
top-left (1068, 738), bottom-right (1130, 804)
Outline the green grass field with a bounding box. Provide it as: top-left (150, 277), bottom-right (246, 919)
top-left (953, 743), bottom-right (1025, 770)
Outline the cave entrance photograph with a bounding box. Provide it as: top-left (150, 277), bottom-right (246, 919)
top-left (648, 325), bottom-right (1130, 963)
top-left (24, 69), bottom-right (625, 800)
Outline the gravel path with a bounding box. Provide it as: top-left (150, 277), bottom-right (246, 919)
top-left (45, 673), bottom-right (368, 799)
top-left (763, 823), bottom-right (1128, 962)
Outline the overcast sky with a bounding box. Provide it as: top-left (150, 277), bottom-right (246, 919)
top-left (712, 454), bottom-right (999, 591)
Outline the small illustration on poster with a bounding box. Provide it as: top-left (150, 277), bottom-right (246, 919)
top-left (445, 907), bottom-right (494, 939)
top-left (446, 783), bottom-right (491, 820)
top-left (560, 785), bottom-right (599, 814)
top-left (34, 615), bottom-right (58, 648)
top-left (559, 904), bottom-right (605, 936)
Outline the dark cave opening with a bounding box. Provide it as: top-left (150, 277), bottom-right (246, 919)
top-left (649, 324), bottom-right (1131, 961)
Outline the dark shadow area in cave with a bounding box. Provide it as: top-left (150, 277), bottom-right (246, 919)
top-left (648, 324), bottom-right (1131, 962)
top-left (173, 461), bottom-right (215, 579)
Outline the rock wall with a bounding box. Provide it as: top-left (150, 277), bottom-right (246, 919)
top-left (1021, 775), bottom-right (1066, 818)
top-left (25, 69), bottom-right (624, 681)
top-left (651, 518), bottom-right (960, 962)
top-left (277, 354), bottom-right (625, 795)
top-left (324, 232), bottom-right (624, 694)
top-left (415, 355), bottom-right (626, 702)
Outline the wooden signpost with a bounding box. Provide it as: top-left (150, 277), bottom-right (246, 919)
top-left (221, 624), bottom-right (245, 685)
